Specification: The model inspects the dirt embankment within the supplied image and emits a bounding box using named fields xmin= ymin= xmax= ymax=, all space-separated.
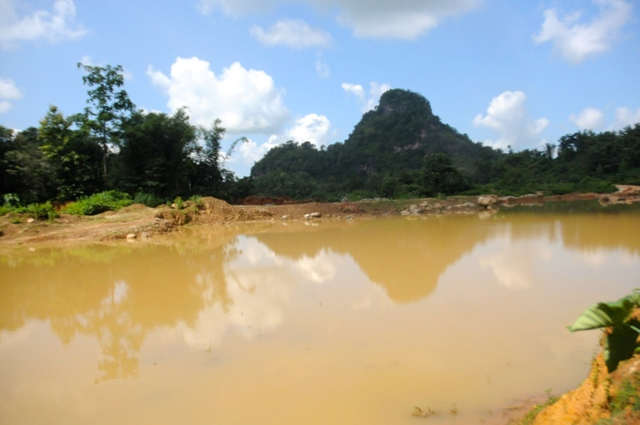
xmin=1 ymin=187 xmax=639 ymax=247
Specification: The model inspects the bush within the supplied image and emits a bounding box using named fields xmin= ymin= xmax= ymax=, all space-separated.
xmin=63 ymin=190 xmax=133 ymax=216
xmin=24 ymin=201 xmax=58 ymax=220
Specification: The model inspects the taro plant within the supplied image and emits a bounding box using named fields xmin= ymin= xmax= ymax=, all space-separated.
xmin=568 ymin=290 xmax=640 ymax=372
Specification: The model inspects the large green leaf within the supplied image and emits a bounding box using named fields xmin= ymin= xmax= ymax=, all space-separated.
xmin=568 ymin=293 xmax=640 ymax=332
xmin=604 ymin=323 xmax=640 ymax=372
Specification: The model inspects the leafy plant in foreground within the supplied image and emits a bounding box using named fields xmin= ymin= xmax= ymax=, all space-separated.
xmin=568 ymin=290 xmax=640 ymax=372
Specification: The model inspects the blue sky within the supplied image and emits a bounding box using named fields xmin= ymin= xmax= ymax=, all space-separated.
xmin=1 ymin=0 xmax=639 ymax=176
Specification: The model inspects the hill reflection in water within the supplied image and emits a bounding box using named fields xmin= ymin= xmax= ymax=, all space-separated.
xmin=1 ymin=210 xmax=640 ymax=425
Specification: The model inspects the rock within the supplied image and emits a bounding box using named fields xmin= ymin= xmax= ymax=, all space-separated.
xmin=478 ymin=195 xmax=498 ymax=207
xmin=26 ymin=218 xmax=35 ymax=223
xmin=126 ymin=233 xmax=137 ymax=239
xmin=281 ymin=215 xmax=288 ymax=219
xmin=141 ymin=232 xmax=151 ymax=239
xmin=304 ymin=212 xmax=322 ymax=220
xmin=409 ymin=204 xmax=419 ymax=214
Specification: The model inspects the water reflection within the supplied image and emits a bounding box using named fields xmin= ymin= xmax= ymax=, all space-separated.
xmin=1 ymin=210 xmax=639 ymax=389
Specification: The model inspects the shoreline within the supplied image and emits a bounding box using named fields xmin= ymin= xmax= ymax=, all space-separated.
xmin=1 ymin=188 xmax=639 ymax=248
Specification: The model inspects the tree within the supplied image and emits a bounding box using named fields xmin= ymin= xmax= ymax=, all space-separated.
xmin=38 ymin=106 xmax=102 ymax=200
xmin=118 ymin=109 xmax=197 ymax=199
xmin=78 ymin=63 xmax=135 ymax=184
xmin=421 ymin=153 xmax=471 ymax=196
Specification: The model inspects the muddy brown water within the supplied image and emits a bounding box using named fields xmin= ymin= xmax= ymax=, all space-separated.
xmin=1 ymin=204 xmax=640 ymax=424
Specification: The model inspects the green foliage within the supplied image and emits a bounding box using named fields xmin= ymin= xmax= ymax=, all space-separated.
xmin=610 ymin=373 xmax=640 ymax=415
xmin=569 ymin=290 xmax=640 ymax=372
xmin=23 ymin=201 xmax=59 ymax=220
xmin=77 ymin=62 xmax=135 ymax=182
xmin=188 ymin=194 xmax=203 ymax=207
xmin=63 ymin=190 xmax=133 ymax=216
xmin=173 ymin=196 xmax=184 ymax=210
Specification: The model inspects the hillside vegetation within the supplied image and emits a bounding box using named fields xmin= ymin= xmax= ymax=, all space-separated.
xmin=251 ymin=89 xmax=639 ymax=201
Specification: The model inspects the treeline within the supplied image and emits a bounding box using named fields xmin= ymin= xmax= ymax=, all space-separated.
xmin=250 ymin=90 xmax=640 ymax=200
xmin=1 ymin=75 xmax=639 ymax=209
xmin=0 ymin=64 xmax=252 ymax=207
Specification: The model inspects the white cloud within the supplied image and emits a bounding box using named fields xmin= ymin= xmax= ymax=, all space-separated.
xmin=250 ymin=19 xmax=332 ymax=49
xmin=611 ymin=107 xmax=640 ymax=130
xmin=0 ymin=0 xmax=87 ymax=49
xmin=0 ymin=76 xmax=22 ymax=113
xmin=332 ymin=0 xmax=480 ymax=39
xmin=197 ymin=0 xmax=480 ymax=39
xmin=148 ymin=57 xmax=289 ymax=133
xmin=315 ymin=54 xmax=331 ymax=79
xmin=286 ymin=113 xmax=333 ymax=146
xmin=533 ymin=0 xmax=633 ymax=64
xmin=473 ymin=91 xmax=549 ymax=151
xmin=239 ymin=113 xmax=334 ymax=165
xmin=343 ymin=82 xmax=391 ymax=112
xmin=569 ymin=107 xmax=605 ymax=130
xmin=341 ymin=83 xmax=365 ymax=101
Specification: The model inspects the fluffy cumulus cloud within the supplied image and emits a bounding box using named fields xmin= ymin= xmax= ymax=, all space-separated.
xmin=0 ymin=77 xmax=22 ymax=113
xmin=239 ymin=113 xmax=333 ymax=165
xmin=342 ymin=81 xmax=391 ymax=112
xmin=0 ymin=0 xmax=87 ymax=49
xmin=612 ymin=107 xmax=640 ymax=130
xmin=473 ymin=91 xmax=549 ymax=150
xmin=250 ymin=19 xmax=332 ymax=49
xmin=568 ymin=106 xmax=640 ymax=131
xmin=148 ymin=57 xmax=289 ymax=133
xmin=533 ymin=0 xmax=633 ymax=64
xmin=197 ymin=0 xmax=480 ymax=39
xmin=569 ymin=107 xmax=605 ymax=130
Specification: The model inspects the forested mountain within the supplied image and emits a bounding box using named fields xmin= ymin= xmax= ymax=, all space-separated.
xmin=251 ymin=89 xmax=500 ymax=199
xmin=250 ymin=89 xmax=639 ymax=200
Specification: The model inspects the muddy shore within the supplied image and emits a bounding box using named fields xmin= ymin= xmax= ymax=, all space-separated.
xmin=3 ymin=189 xmax=634 ymax=247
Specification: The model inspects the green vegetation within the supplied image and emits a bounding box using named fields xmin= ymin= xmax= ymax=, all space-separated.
xmin=568 ymin=290 xmax=640 ymax=372
xmin=515 ymin=390 xmax=559 ymax=425
xmin=250 ymin=89 xmax=639 ymax=200
xmin=1 ymin=70 xmax=639 ymax=208
xmin=62 ymin=190 xmax=133 ymax=216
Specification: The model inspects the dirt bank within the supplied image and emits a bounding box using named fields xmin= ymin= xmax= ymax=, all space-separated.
xmin=2 ymin=189 xmax=638 ymax=247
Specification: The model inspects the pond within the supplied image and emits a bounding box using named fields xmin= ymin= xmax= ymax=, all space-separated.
xmin=1 ymin=202 xmax=640 ymax=424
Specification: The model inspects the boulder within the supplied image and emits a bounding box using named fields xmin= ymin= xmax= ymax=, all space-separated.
xmin=477 ymin=195 xmax=498 ymax=207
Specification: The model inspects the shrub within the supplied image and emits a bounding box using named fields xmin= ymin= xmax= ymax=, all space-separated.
xmin=24 ymin=201 xmax=58 ymax=220
xmin=63 ymin=190 xmax=133 ymax=216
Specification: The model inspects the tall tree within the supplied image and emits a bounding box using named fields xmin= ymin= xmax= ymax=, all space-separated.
xmin=118 ymin=109 xmax=197 ymax=199
xmin=77 ymin=63 xmax=135 ymax=184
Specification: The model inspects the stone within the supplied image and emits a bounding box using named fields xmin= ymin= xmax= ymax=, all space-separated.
xmin=126 ymin=233 xmax=137 ymax=239
xmin=478 ymin=195 xmax=498 ymax=207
